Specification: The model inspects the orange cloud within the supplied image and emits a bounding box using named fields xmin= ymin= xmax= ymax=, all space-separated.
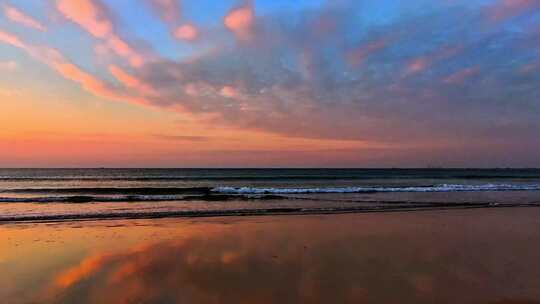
xmin=109 ymin=65 xmax=157 ymax=95
xmin=53 ymin=62 xmax=110 ymax=94
xmin=55 ymin=63 xmax=151 ymax=106
xmin=220 ymin=86 xmax=240 ymax=99
xmin=224 ymin=2 xmax=255 ymax=40
xmin=174 ymin=24 xmax=199 ymax=41
xmin=108 ymin=65 xmax=140 ymax=88
xmin=56 ymin=0 xmax=144 ymax=67
xmin=3 ymin=5 xmax=46 ymax=31
xmin=50 ymin=62 xmax=152 ymax=106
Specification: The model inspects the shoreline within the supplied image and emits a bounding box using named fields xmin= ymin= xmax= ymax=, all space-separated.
xmin=2 ymin=202 xmax=540 ymax=224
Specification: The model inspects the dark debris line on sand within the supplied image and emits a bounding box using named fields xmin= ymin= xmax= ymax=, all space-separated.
xmin=2 ymin=202 xmax=540 ymax=224
xmin=0 ymin=193 xmax=290 ymax=203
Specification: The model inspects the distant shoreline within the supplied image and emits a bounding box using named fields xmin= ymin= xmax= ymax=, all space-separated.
xmin=1 ymin=167 xmax=540 ymax=170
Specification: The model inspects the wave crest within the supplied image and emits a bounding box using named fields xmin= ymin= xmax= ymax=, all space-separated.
xmin=213 ymin=184 xmax=540 ymax=194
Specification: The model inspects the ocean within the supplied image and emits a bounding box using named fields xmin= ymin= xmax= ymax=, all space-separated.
xmin=1 ymin=168 xmax=540 ymax=221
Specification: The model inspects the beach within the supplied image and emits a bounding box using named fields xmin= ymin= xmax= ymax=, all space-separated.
xmin=2 ymin=208 xmax=540 ymax=304
xmin=3 ymin=0 xmax=539 ymax=302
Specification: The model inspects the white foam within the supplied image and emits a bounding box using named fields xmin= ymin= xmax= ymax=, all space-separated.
xmin=213 ymin=184 xmax=540 ymax=194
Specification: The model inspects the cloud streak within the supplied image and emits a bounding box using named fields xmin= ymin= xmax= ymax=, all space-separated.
xmin=3 ymin=5 xmax=46 ymax=31
xmin=0 ymin=30 xmax=151 ymax=108
xmin=108 ymin=65 xmax=157 ymax=96
xmin=0 ymin=30 xmax=26 ymax=49
xmin=56 ymin=0 xmax=144 ymax=67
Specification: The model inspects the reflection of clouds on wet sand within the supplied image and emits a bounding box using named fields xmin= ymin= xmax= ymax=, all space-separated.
xmin=32 ymin=210 xmax=540 ymax=304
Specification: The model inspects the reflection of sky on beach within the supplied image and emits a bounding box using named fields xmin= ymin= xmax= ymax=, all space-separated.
xmin=2 ymin=210 xmax=540 ymax=303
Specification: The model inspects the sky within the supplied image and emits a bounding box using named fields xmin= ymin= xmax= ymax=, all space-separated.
xmin=0 ymin=0 xmax=539 ymax=168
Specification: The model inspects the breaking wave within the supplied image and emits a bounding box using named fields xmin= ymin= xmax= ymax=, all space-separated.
xmin=213 ymin=184 xmax=540 ymax=194
xmin=1 ymin=184 xmax=540 ymax=204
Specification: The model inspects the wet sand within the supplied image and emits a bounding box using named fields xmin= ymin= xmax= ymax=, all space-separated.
xmin=1 ymin=208 xmax=540 ymax=304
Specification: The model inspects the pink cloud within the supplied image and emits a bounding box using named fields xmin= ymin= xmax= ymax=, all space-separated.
xmin=220 ymin=86 xmax=240 ymax=99
xmin=443 ymin=66 xmax=480 ymax=84
xmin=0 ymin=31 xmax=103 ymax=93
xmin=53 ymin=62 xmax=109 ymax=94
xmin=346 ymin=39 xmax=387 ymax=66
xmin=49 ymin=61 xmax=151 ymax=106
xmin=488 ymin=0 xmax=540 ymax=22
xmin=406 ymin=58 xmax=429 ymax=74
xmin=0 ymin=30 xmax=26 ymax=49
xmin=56 ymin=0 xmax=144 ymax=67
xmin=3 ymin=5 xmax=46 ymax=31
xmin=52 ymin=62 xmax=150 ymax=106
xmin=405 ymin=45 xmax=463 ymax=75
xmin=94 ymin=43 xmax=110 ymax=57
xmin=174 ymin=24 xmax=199 ymax=41
xmin=0 ymin=30 xmax=150 ymax=108
xmin=56 ymin=0 xmax=112 ymax=38
xmin=183 ymin=82 xmax=215 ymax=97
xmin=147 ymin=0 xmax=202 ymax=42
xmin=106 ymin=35 xmax=144 ymax=67
xmin=109 ymin=65 xmax=157 ymax=95
xmin=520 ymin=61 xmax=540 ymax=73
xmin=224 ymin=2 xmax=255 ymax=40
xmin=147 ymin=0 xmax=181 ymax=25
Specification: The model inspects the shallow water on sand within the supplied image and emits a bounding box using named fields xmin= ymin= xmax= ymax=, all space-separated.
xmin=2 ymin=209 xmax=540 ymax=304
